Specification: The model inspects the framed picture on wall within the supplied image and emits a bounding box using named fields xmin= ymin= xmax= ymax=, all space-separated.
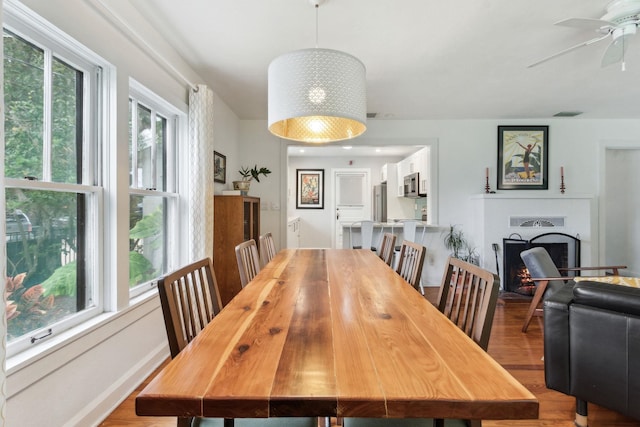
xmin=296 ymin=169 xmax=324 ymax=209
xmin=214 ymin=151 xmax=226 ymax=184
xmin=497 ymin=125 xmax=548 ymax=190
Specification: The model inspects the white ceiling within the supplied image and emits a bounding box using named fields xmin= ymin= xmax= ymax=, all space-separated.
xmin=124 ymin=0 xmax=640 ymax=121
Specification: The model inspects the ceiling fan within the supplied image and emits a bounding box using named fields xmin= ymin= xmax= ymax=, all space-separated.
xmin=528 ymin=0 xmax=640 ymax=69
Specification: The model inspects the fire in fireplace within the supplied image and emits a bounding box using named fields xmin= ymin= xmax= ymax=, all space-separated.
xmin=502 ymin=232 xmax=581 ymax=295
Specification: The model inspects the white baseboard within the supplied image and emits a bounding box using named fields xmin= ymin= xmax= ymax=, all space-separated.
xmin=65 ymin=342 xmax=168 ymax=427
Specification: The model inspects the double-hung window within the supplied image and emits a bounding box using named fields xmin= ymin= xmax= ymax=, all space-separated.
xmin=128 ymin=80 xmax=180 ymax=298
xmin=3 ymin=10 xmax=106 ymax=355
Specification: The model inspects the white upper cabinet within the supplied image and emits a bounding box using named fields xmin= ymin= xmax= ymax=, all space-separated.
xmin=416 ymin=147 xmax=430 ymax=195
xmin=396 ymin=158 xmax=410 ymax=196
xmin=397 ymin=147 xmax=430 ymax=196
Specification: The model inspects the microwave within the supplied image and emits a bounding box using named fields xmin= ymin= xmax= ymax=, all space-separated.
xmin=404 ymin=172 xmax=421 ymax=198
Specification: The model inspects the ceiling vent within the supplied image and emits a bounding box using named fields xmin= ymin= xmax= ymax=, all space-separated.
xmin=553 ymin=111 xmax=583 ymax=117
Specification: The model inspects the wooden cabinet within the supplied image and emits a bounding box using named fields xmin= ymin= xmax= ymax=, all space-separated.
xmin=213 ymin=195 xmax=260 ymax=305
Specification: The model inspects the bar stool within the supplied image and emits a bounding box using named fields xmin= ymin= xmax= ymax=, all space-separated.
xmin=349 ymin=220 xmax=377 ymax=251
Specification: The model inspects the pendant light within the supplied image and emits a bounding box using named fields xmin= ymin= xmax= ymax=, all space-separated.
xmin=268 ymin=0 xmax=367 ymax=143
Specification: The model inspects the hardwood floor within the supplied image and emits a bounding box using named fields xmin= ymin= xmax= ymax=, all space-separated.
xmin=100 ymin=290 xmax=640 ymax=427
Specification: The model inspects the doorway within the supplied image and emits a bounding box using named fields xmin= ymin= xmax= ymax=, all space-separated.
xmin=603 ymin=147 xmax=640 ymax=276
xmin=332 ymin=168 xmax=371 ymax=248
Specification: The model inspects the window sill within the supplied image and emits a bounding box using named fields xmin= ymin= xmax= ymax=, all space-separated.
xmin=7 ymin=289 xmax=160 ymax=396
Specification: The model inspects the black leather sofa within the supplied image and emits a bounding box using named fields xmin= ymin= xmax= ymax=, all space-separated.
xmin=544 ymin=279 xmax=640 ymax=427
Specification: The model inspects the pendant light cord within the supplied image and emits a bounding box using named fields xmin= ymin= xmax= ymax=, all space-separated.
xmin=315 ymin=3 xmax=319 ymax=48
xmin=622 ymin=30 xmax=626 ymax=72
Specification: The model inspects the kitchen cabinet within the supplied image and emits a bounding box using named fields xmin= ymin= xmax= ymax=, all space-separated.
xmin=381 ymin=162 xmax=403 ymax=197
xmin=381 ymin=163 xmax=388 ymax=183
xmin=417 ymin=147 xmax=430 ymax=195
xmin=213 ymin=195 xmax=260 ymax=305
xmin=396 ymin=158 xmax=409 ymax=196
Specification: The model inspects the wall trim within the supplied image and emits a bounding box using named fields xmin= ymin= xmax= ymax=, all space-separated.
xmin=66 ymin=342 xmax=168 ymax=427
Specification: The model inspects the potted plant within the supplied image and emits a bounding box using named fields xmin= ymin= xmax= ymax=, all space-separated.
xmin=233 ymin=165 xmax=271 ymax=195
xmin=443 ymin=224 xmax=467 ymax=260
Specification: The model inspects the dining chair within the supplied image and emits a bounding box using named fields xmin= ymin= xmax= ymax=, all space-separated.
xmin=519 ymin=246 xmax=626 ymax=332
xmin=350 ymin=220 xmax=378 ymax=251
xmin=395 ymin=240 xmax=426 ymax=291
xmin=157 ymin=258 xmax=223 ymax=359
xmin=235 ymin=239 xmax=261 ymax=288
xmin=345 ymin=258 xmax=499 ymax=427
xmin=158 ymin=258 xmax=316 ymax=427
xmin=378 ymin=232 xmax=396 ymax=266
xmin=392 ymin=220 xmax=426 ymax=291
xmin=259 ymin=232 xmax=277 ymax=266
xmin=157 ymin=258 xmax=221 ymax=427
xmin=436 ymin=256 xmax=500 ymax=352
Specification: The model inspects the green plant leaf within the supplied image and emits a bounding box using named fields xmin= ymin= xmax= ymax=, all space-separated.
xmin=41 ymin=261 xmax=77 ymax=297
xmin=130 ymin=207 xmax=162 ymax=239
xmin=129 ymin=251 xmax=156 ymax=286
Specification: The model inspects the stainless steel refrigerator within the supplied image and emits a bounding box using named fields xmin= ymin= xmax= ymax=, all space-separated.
xmin=373 ymin=183 xmax=387 ymax=222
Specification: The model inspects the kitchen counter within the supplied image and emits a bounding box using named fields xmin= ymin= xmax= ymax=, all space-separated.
xmin=342 ymin=221 xmax=441 ymax=249
xmin=346 ymin=221 xmax=439 ymax=229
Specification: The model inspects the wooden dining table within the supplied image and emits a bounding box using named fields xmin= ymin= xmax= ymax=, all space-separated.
xmin=136 ymin=248 xmax=538 ymax=421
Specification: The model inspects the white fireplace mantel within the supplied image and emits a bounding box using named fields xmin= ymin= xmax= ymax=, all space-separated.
xmin=470 ymin=193 xmax=597 ymax=286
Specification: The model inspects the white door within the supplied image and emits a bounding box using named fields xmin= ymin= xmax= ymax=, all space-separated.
xmin=332 ymin=169 xmax=371 ymax=248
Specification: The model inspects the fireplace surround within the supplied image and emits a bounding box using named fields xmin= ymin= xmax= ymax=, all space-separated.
xmin=471 ymin=194 xmax=595 ymax=289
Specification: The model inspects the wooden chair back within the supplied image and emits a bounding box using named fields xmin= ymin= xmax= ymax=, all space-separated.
xmin=395 ymin=240 xmax=426 ymax=290
xmin=378 ymin=232 xmax=396 ymax=266
xmin=235 ymin=239 xmax=261 ymax=288
xmin=259 ymin=232 xmax=277 ymax=266
xmin=437 ymin=256 xmax=500 ymax=351
xmin=157 ymin=258 xmax=223 ymax=359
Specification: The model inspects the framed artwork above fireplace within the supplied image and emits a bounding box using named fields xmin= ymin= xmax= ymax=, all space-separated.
xmin=497 ymin=125 xmax=548 ymax=190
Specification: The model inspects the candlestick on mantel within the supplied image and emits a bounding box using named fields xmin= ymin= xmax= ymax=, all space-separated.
xmin=560 ymin=166 xmax=566 ymax=194
xmin=485 ymin=168 xmax=490 ymax=193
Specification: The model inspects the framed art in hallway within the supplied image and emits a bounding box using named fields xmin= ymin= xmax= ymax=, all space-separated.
xmin=497 ymin=125 xmax=548 ymax=190
xmin=296 ymin=169 xmax=324 ymax=209
xmin=214 ymin=151 xmax=226 ymax=183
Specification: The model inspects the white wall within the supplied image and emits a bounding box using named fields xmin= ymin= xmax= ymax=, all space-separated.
xmin=239 ymin=119 xmax=640 ymax=281
xmin=6 ymin=1 xmax=240 ymax=426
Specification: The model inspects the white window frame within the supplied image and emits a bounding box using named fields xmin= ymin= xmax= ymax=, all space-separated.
xmin=3 ymin=1 xmax=112 ymax=357
xmin=128 ymin=79 xmax=182 ymax=299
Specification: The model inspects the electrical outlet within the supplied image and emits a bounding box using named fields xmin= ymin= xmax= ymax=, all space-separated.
xmin=260 ymin=201 xmax=269 ymax=210
xmin=271 ymin=202 xmax=280 ymax=211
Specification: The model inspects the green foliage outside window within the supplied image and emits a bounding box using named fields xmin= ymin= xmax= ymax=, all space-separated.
xmin=4 ymin=30 xmax=85 ymax=341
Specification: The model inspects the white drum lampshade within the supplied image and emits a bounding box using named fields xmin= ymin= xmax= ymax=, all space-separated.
xmin=268 ymin=48 xmax=367 ymax=143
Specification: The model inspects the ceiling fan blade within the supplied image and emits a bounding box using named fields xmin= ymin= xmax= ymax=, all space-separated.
xmin=527 ymin=33 xmax=610 ymax=68
xmin=555 ymin=17 xmax=615 ymax=31
xmin=601 ymin=33 xmax=632 ymax=67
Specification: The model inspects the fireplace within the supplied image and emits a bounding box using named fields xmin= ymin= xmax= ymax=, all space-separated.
xmin=502 ymin=232 xmax=580 ymax=295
